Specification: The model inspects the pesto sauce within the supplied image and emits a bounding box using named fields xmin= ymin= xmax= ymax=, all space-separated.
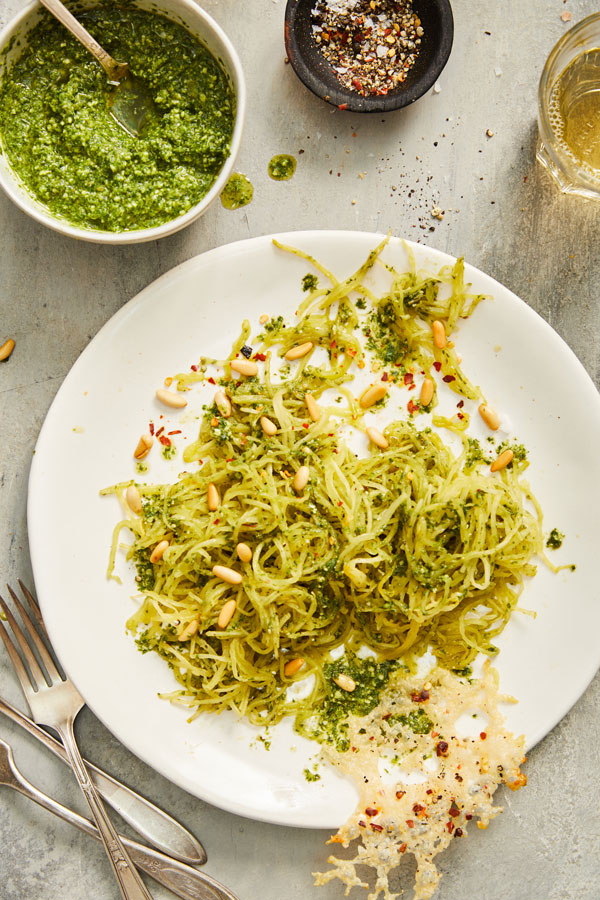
xmin=546 ymin=528 xmax=565 ymax=549
xmin=0 ymin=6 xmax=235 ymax=231
xmin=220 ymin=172 xmax=253 ymax=209
xmin=268 ymin=154 xmax=296 ymax=180
xmin=298 ymin=653 xmax=398 ymax=751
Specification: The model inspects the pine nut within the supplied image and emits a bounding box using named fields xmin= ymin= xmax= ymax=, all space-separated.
xmin=360 ymin=383 xmax=388 ymax=409
xmin=179 ymin=618 xmax=199 ymax=641
xmin=432 ymin=320 xmax=446 ymax=349
xmin=334 ymin=673 xmax=356 ymax=692
xmin=479 ymin=404 xmax=501 ymax=431
xmin=366 ymin=426 xmax=389 ymax=450
xmin=293 ymin=465 xmax=310 ymax=493
xmin=259 ymin=314 xmax=269 ymax=325
xmin=420 ymin=377 xmax=434 ymax=406
xmin=231 ymin=359 xmax=258 ymax=376
xmin=207 ymin=482 xmax=220 ymax=511
xmin=217 ymin=599 xmax=237 ymax=629
xmin=134 ymin=433 xmax=153 ymax=459
xmin=284 ymin=658 xmax=305 ymax=677
xmin=0 ymin=338 xmax=15 ymax=361
xmin=156 ymin=389 xmax=187 ymax=409
xmin=305 ymin=392 xmax=321 ymax=422
xmin=215 ymin=390 xmax=232 ymax=418
xmin=490 ymin=449 xmax=513 ymax=472
xmin=125 ymin=485 xmax=142 ymax=514
xmin=260 ymin=416 xmax=277 ymax=436
xmin=213 ymin=565 xmax=243 ymax=585
xmin=236 ymin=542 xmax=253 ymax=563
xmin=150 ymin=540 xmax=169 ymax=563
xmin=285 ymin=341 xmax=314 ymax=361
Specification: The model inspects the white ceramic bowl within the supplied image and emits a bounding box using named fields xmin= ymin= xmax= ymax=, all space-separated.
xmin=0 ymin=0 xmax=246 ymax=244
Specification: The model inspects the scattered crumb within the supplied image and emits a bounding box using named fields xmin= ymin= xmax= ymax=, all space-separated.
xmin=433 ymin=83 xmax=441 ymax=94
xmin=431 ymin=206 xmax=444 ymax=220
xmin=486 ymin=129 xmax=494 ymax=138
xmin=561 ymin=10 xmax=572 ymax=21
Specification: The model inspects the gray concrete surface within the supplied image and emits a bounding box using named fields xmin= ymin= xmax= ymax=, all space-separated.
xmin=1 ymin=1 xmax=599 ymax=898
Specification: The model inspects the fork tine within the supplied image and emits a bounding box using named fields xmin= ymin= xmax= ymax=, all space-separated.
xmin=18 ymin=580 xmax=45 ymax=631
xmin=6 ymin=586 xmax=61 ymax=682
xmin=0 ymin=594 xmax=44 ymax=692
xmin=16 ymin=581 xmax=66 ymax=679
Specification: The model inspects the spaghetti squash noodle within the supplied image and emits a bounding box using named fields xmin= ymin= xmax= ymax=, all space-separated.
xmin=104 ymin=237 xmax=550 ymax=727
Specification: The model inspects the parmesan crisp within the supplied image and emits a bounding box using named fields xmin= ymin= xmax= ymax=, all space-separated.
xmin=315 ymin=664 xmax=526 ymax=900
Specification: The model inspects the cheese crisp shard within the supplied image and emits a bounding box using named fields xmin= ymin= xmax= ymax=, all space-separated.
xmin=315 ymin=664 xmax=526 ymax=900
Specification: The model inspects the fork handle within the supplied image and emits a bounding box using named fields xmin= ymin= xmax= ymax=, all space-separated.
xmin=58 ymin=718 xmax=155 ymax=900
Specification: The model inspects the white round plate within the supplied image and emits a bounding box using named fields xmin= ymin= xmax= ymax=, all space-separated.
xmin=28 ymin=232 xmax=600 ymax=828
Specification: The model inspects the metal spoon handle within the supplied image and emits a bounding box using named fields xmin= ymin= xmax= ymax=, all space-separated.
xmin=0 ymin=696 xmax=206 ymax=865
xmin=38 ymin=0 xmax=129 ymax=81
xmin=3 ymin=745 xmax=238 ymax=900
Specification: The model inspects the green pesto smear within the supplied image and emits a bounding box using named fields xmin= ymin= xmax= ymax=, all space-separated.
xmin=0 ymin=5 xmax=235 ymax=231
xmin=268 ymin=154 xmax=296 ymax=180
xmin=220 ymin=172 xmax=253 ymax=209
xmin=546 ymin=528 xmax=565 ymax=549
xmin=296 ymin=653 xmax=400 ymax=751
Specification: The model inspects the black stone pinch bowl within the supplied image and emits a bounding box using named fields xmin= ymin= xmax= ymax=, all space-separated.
xmin=284 ymin=0 xmax=454 ymax=113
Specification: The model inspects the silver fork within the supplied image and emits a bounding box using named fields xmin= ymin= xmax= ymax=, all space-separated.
xmin=0 ymin=584 xmax=156 ymax=900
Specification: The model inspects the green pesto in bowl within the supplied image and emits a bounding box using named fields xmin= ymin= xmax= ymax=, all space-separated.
xmin=0 ymin=5 xmax=235 ymax=232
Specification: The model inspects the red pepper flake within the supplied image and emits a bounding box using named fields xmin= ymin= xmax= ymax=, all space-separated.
xmin=365 ymin=807 xmax=379 ymax=817
xmin=352 ymin=77 xmax=362 ymax=90
xmin=480 ymin=732 xmax=487 ymax=740
xmin=358 ymin=820 xmax=366 ymax=827
xmin=426 ymin=789 xmax=433 ymax=795
xmin=155 ymin=426 xmax=165 ymax=438
xmin=395 ymin=790 xmax=405 ymax=800
xmin=442 ymin=374 xmax=456 ymax=383
xmin=167 ymin=430 xmax=182 ymax=436
xmin=413 ymin=803 xmax=426 ymax=818
xmin=158 ymin=435 xmax=171 ymax=447
xmin=436 ymin=741 xmax=449 ymax=757
xmin=213 ymin=519 xmax=219 ymax=525
xmin=191 ymin=364 xmax=198 ymax=372
xmin=330 ymin=340 xmax=337 ymax=349
xmin=207 ymin=377 xmax=216 ymax=385
xmin=433 ymin=361 xmax=442 ymax=372
xmin=403 ymin=372 xmax=414 ymax=385
xmin=406 ymin=820 xmax=414 ymax=829
xmin=455 ymin=774 xmax=463 ymax=782
xmin=370 ymin=823 xmax=384 ymax=833
xmin=411 ymin=689 xmax=430 ymax=703
xmin=446 ymin=821 xmax=455 ymax=834
xmin=457 ymin=412 xmax=464 ymax=420
xmin=449 ymin=801 xmax=461 ymax=818
xmin=398 ymin=843 xmax=407 ymax=854
xmin=253 ymin=352 xmax=267 ymax=361
xmin=381 ymin=371 xmax=389 ymax=382
xmin=466 ymin=814 xmax=473 ymax=820
xmin=149 ymin=422 xmax=155 ymax=435
xmin=407 ymin=399 xmax=418 ymax=414
xmin=302 ymin=423 xmax=309 ymax=429
xmin=455 ymin=827 xmax=464 ymax=838
xmin=457 ymin=399 xmax=464 ymax=408
xmin=338 ymin=103 xmax=348 ymax=110
xmin=409 ymin=382 xmax=416 ymax=390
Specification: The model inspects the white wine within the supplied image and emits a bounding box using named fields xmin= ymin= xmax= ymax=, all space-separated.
xmin=549 ymin=48 xmax=600 ymax=172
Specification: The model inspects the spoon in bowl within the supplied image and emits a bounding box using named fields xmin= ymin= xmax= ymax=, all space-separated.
xmin=39 ymin=0 xmax=155 ymax=136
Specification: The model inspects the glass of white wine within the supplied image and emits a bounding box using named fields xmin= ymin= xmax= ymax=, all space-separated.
xmin=538 ymin=12 xmax=600 ymax=200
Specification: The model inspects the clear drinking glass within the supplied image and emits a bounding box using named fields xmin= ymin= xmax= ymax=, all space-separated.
xmin=537 ymin=12 xmax=600 ymax=200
